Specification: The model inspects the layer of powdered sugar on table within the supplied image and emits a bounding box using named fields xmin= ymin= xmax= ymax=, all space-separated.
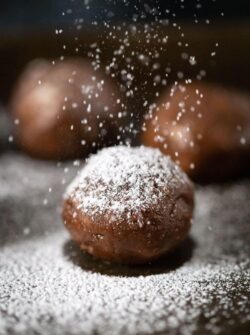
xmin=0 ymin=233 xmax=249 ymax=335
xmin=0 ymin=153 xmax=250 ymax=335
xmin=65 ymin=146 xmax=190 ymax=218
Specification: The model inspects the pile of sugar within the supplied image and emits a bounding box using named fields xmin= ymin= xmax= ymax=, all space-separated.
xmin=65 ymin=146 xmax=189 ymax=219
xmin=0 ymin=153 xmax=250 ymax=335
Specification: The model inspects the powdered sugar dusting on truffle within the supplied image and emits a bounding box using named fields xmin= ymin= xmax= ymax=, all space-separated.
xmin=65 ymin=146 xmax=190 ymax=219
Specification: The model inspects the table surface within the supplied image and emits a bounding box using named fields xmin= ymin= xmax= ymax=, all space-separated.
xmin=0 ymin=151 xmax=249 ymax=335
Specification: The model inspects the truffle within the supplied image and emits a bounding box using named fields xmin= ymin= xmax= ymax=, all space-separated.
xmin=63 ymin=146 xmax=194 ymax=263
xmin=141 ymin=82 xmax=250 ymax=181
xmin=11 ymin=58 xmax=125 ymax=160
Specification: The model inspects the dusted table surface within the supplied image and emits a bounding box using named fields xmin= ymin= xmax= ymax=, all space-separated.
xmin=0 ymin=152 xmax=249 ymax=335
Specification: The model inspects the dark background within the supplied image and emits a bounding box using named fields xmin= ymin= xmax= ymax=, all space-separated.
xmin=0 ymin=0 xmax=250 ymax=104
xmin=0 ymin=0 xmax=250 ymax=32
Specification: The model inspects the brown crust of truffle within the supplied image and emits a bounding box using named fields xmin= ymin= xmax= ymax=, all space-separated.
xmin=141 ymin=82 xmax=250 ymax=181
xmin=63 ymin=191 xmax=193 ymax=264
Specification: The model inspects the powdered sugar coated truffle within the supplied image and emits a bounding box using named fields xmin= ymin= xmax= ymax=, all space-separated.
xmin=63 ymin=146 xmax=194 ymax=263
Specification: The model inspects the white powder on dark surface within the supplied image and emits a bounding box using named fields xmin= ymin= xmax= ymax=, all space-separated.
xmin=0 ymin=153 xmax=250 ymax=335
xmin=0 ymin=107 xmax=13 ymax=152
xmin=65 ymin=146 xmax=190 ymax=220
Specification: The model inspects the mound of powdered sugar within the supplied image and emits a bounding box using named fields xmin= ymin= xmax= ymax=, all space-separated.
xmin=65 ymin=146 xmax=190 ymax=220
xmin=0 ymin=153 xmax=250 ymax=335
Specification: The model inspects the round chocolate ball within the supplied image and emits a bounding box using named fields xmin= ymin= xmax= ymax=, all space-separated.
xmin=141 ymin=81 xmax=250 ymax=181
xmin=11 ymin=58 xmax=125 ymax=160
xmin=63 ymin=146 xmax=194 ymax=264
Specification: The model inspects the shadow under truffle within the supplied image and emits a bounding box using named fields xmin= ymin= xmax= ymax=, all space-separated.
xmin=63 ymin=236 xmax=196 ymax=277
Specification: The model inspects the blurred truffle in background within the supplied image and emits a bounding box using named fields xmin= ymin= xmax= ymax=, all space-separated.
xmin=141 ymin=81 xmax=250 ymax=182
xmin=10 ymin=58 xmax=126 ymax=160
